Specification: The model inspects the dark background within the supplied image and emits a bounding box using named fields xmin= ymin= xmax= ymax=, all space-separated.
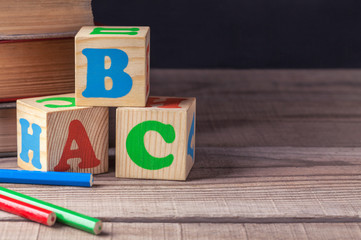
xmin=92 ymin=0 xmax=361 ymax=69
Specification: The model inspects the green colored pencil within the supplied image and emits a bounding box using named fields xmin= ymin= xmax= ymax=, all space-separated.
xmin=0 ymin=186 xmax=102 ymax=235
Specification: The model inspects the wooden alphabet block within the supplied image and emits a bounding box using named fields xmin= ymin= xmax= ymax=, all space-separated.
xmin=75 ymin=26 xmax=150 ymax=107
xmin=116 ymin=96 xmax=196 ymax=180
xmin=17 ymin=93 xmax=108 ymax=174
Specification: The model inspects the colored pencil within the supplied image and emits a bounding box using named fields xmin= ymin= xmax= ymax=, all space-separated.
xmin=0 ymin=186 xmax=102 ymax=235
xmin=0 ymin=194 xmax=56 ymax=226
xmin=0 ymin=169 xmax=93 ymax=187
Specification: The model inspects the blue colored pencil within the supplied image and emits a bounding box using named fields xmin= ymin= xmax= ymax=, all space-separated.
xmin=0 ymin=169 xmax=93 ymax=187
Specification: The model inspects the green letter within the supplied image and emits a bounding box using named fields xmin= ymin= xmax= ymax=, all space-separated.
xmin=126 ymin=121 xmax=176 ymax=170
xmin=90 ymin=27 xmax=139 ymax=35
xmin=36 ymin=97 xmax=75 ymax=108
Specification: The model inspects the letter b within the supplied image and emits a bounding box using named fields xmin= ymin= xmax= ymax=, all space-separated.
xmin=82 ymin=48 xmax=133 ymax=98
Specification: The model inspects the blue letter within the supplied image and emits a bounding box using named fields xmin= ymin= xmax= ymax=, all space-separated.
xmin=82 ymin=48 xmax=133 ymax=98
xmin=187 ymin=114 xmax=195 ymax=161
xmin=19 ymin=118 xmax=42 ymax=169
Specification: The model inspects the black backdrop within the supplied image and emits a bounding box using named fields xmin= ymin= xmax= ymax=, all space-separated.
xmin=92 ymin=0 xmax=361 ymax=69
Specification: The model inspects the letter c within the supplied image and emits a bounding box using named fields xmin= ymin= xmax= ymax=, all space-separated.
xmin=126 ymin=121 xmax=176 ymax=170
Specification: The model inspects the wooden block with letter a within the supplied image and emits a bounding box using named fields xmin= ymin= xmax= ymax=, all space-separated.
xmin=116 ymin=96 xmax=196 ymax=180
xmin=75 ymin=26 xmax=150 ymax=107
xmin=17 ymin=93 xmax=108 ymax=174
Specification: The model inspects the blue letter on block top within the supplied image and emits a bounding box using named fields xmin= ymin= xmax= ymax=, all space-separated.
xmin=82 ymin=48 xmax=133 ymax=98
xmin=19 ymin=118 xmax=42 ymax=169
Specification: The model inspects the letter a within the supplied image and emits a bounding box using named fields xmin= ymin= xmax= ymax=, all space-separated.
xmin=82 ymin=48 xmax=133 ymax=98
xmin=19 ymin=118 xmax=42 ymax=169
xmin=54 ymin=120 xmax=101 ymax=171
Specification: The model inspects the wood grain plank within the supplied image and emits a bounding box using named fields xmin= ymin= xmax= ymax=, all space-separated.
xmin=300 ymin=223 xmax=361 ymax=240
xmin=2 ymin=69 xmax=361 ymax=238
xmin=6 ymin=146 xmax=361 ymax=183
xmin=150 ymin=69 xmax=361 ymax=94
xmin=5 ymin=69 xmax=361 ymax=153
xmin=1 ymin=147 xmax=361 ymax=222
xmin=109 ymin=223 xmax=248 ymax=240
xmin=149 ymin=69 xmax=361 ymax=147
xmin=0 ymin=222 xmax=39 ymax=240
xmin=110 ymin=223 xmax=181 ymax=240
xmin=2 ymin=222 xmax=361 ymax=240
xmin=244 ymin=223 xmax=307 ymax=240
xmin=37 ymin=222 xmax=112 ymax=240
xmin=244 ymin=223 xmax=361 ymax=240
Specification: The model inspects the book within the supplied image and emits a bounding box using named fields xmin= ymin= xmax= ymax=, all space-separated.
xmin=0 ymin=0 xmax=93 ymax=101
xmin=0 ymin=0 xmax=93 ymax=153
xmin=0 ymin=0 xmax=93 ymax=39
xmin=0 ymin=102 xmax=16 ymax=153
xmin=0 ymin=37 xmax=75 ymax=102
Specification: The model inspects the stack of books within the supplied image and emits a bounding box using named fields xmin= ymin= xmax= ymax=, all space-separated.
xmin=0 ymin=0 xmax=93 ymax=153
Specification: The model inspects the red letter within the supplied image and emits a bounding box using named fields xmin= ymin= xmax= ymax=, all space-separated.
xmin=146 ymin=97 xmax=186 ymax=108
xmin=54 ymin=120 xmax=101 ymax=171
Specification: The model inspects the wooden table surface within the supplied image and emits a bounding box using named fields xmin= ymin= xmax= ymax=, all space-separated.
xmin=1 ymin=69 xmax=361 ymax=239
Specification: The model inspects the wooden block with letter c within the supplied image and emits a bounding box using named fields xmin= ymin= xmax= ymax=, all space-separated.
xmin=116 ymin=96 xmax=196 ymax=180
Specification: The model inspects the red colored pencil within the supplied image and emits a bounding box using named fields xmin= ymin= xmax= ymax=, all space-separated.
xmin=0 ymin=194 xmax=56 ymax=226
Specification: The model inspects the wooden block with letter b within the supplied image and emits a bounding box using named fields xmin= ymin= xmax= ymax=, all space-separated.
xmin=75 ymin=26 xmax=150 ymax=107
xmin=116 ymin=96 xmax=196 ymax=180
xmin=17 ymin=93 xmax=108 ymax=174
